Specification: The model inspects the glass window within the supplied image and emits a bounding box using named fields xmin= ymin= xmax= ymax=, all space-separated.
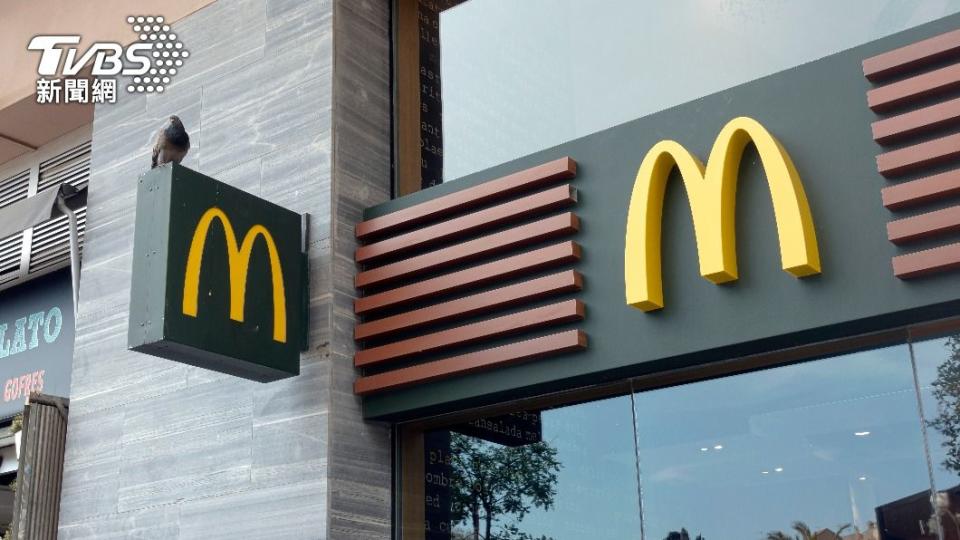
xmin=403 ymin=341 xmax=954 ymax=540
xmin=402 ymin=334 xmax=960 ymax=540
xmin=632 ymin=345 xmax=934 ymax=540
xmin=415 ymin=395 xmax=641 ymax=540
xmin=395 ymin=0 xmax=960 ymax=193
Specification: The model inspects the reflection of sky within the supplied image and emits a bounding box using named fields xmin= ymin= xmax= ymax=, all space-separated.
xmin=454 ymin=344 xmax=946 ymax=540
xmin=634 ymin=345 xmax=929 ymax=540
xmin=439 ymin=0 xmax=960 ymax=182
xmin=515 ymin=396 xmax=641 ymax=540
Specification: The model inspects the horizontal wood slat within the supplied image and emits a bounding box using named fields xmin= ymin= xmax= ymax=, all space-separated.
xmin=356 ymin=184 xmax=577 ymax=264
xmin=356 ymin=157 xmax=576 ymax=241
xmin=893 ymin=241 xmax=960 ymax=278
xmin=355 ymin=300 xmax=584 ymax=367
xmin=353 ymin=155 xmax=586 ymax=396
xmin=863 ymin=28 xmax=960 ymax=81
xmin=882 ymin=169 xmax=960 ymax=210
xmin=866 ymin=29 xmax=960 ymax=282
xmin=887 ymin=205 xmax=960 ymax=244
xmin=867 ymin=62 xmax=960 ymax=112
xmin=355 ymin=212 xmax=580 ymax=288
xmin=871 ymin=96 xmax=960 ymax=144
xmin=876 ymin=131 xmax=960 ymax=177
xmin=354 ymin=270 xmax=582 ymax=341
xmin=354 ymin=330 xmax=587 ymax=395
xmin=354 ymin=241 xmax=582 ymax=315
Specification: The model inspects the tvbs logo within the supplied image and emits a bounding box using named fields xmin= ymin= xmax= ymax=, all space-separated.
xmin=624 ymin=117 xmax=822 ymax=311
xmin=28 ymin=16 xmax=189 ymax=105
xmin=29 ymin=36 xmax=153 ymax=77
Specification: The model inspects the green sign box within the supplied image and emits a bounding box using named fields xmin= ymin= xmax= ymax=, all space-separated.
xmin=128 ymin=164 xmax=306 ymax=382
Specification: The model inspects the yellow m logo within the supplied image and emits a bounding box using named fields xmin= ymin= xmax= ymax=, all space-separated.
xmin=624 ymin=116 xmax=821 ymax=312
xmin=182 ymin=207 xmax=287 ymax=342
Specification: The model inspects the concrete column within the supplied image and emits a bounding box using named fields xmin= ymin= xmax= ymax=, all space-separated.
xmin=56 ymin=1 xmax=392 ymax=538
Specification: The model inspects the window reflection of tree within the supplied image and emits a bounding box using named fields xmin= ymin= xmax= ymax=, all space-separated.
xmin=447 ymin=432 xmax=560 ymax=540
xmin=930 ymin=337 xmax=960 ymax=474
xmin=929 ymin=335 xmax=960 ymax=540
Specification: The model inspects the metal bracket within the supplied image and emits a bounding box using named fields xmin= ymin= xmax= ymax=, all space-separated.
xmin=300 ymin=213 xmax=310 ymax=352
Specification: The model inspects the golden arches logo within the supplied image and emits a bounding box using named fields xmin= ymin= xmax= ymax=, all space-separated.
xmin=624 ymin=116 xmax=821 ymax=312
xmin=182 ymin=207 xmax=287 ymax=342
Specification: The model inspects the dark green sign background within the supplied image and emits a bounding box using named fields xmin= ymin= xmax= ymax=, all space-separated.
xmin=362 ymin=14 xmax=960 ymax=419
xmin=128 ymin=164 xmax=305 ymax=382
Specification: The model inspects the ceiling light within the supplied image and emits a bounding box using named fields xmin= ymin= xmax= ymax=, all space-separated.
xmin=854 ymin=431 xmax=871 ymax=437
xmin=859 ymin=476 xmax=867 ymax=481
xmin=761 ymin=471 xmax=769 ymax=475
xmin=714 ymin=445 xmax=723 ymax=450
xmin=700 ymin=447 xmax=708 ymax=452
xmin=774 ymin=467 xmax=783 ymax=473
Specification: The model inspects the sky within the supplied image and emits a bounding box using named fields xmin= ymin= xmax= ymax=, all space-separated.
xmin=439 ymin=0 xmax=960 ymax=182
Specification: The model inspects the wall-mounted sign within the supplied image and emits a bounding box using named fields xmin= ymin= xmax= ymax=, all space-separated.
xmin=0 ymin=270 xmax=73 ymax=418
xmin=128 ymin=164 xmax=306 ymax=382
xmin=357 ymin=14 xmax=960 ymax=420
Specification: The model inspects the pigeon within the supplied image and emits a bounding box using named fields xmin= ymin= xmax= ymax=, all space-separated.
xmin=151 ymin=115 xmax=191 ymax=168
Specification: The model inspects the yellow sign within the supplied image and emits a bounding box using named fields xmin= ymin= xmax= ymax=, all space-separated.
xmin=624 ymin=116 xmax=821 ymax=311
xmin=182 ymin=207 xmax=288 ymax=342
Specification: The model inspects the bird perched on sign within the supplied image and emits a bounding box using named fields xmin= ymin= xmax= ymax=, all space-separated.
xmin=151 ymin=115 xmax=191 ymax=168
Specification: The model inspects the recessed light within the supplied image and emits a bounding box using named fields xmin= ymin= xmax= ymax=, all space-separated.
xmin=854 ymin=431 xmax=871 ymax=437
xmin=761 ymin=471 xmax=769 ymax=475
xmin=859 ymin=476 xmax=867 ymax=481
xmin=700 ymin=447 xmax=708 ymax=452
xmin=714 ymin=445 xmax=723 ymax=450
xmin=774 ymin=467 xmax=783 ymax=473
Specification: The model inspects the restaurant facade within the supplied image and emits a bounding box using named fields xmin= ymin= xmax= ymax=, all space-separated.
xmin=5 ymin=1 xmax=960 ymax=539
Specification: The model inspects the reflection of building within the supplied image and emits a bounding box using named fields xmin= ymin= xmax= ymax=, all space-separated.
xmin=933 ymin=487 xmax=960 ymax=540
xmin=875 ymin=485 xmax=960 ymax=540
xmin=841 ymin=524 xmax=881 ymax=540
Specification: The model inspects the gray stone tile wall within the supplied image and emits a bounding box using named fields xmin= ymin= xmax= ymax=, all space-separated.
xmin=57 ymin=1 xmax=392 ymax=538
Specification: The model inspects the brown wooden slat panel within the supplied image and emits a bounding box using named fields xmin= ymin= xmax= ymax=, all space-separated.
xmin=354 ymin=241 xmax=581 ymax=315
xmin=876 ymin=132 xmax=960 ymax=177
xmin=356 ymin=212 xmax=579 ymax=288
xmin=355 ymin=270 xmax=582 ymax=341
xmin=354 ymin=330 xmax=587 ymax=395
xmin=887 ymin=205 xmax=960 ymax=244
xmin=882 ymin=169 xmax=960 ymax=209
xmin=872 ymin=96 xmax=960 ymax=144
xmin=356 ymin=185 xmax=577 ymax=264
xmin=863 ymin=28 xmax=960 ymax=82
xmin=893 ymin=241 xmax=960 ymax=278
xmin=355 ymin=300 xmax=584 ymax=367
xmin=867 ymin=62 xmax=960 ymax=112
xmin=356 ymin=157 xmax=576 ymax=240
